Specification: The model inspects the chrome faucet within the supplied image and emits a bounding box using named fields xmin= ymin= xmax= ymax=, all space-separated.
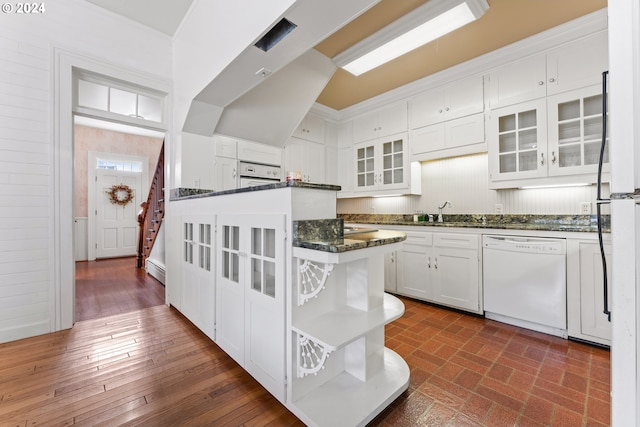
xmin=437 ymin=201 xmax=451 ymax=222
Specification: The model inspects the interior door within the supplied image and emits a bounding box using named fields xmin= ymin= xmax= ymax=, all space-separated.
xmin=96 ymin=169 xmax=141 ymax=258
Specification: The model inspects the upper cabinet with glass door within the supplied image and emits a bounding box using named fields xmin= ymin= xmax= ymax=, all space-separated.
xmin=75 ymin=72 xmax=166 ymax=129
xmin=547 ymin=85 xmax=609 ymax=177
xmin=354 ymin=133 xmax=420 ymax=195
xmin=488 ymin=99 xmax=548 ymax=185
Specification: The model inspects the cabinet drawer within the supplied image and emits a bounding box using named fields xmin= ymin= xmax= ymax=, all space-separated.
xmin=434 ymin=233 xmax=479 ymax=250
xmin=404 ymin=231 xmax=433 ymax=246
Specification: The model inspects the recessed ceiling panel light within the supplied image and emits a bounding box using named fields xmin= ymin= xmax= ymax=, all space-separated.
xmin=333 ymin=0 xmax=489 ymax=76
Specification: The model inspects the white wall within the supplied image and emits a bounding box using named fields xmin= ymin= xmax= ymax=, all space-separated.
xmin=337 ymin=153 xmax=610 ymax=216
xmin=0 ymin=0 xmax=171 ymax=343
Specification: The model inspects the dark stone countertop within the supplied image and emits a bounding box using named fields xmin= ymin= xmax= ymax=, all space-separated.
xmin=170 ymin=182 xmax=341 ymax=201
xmin=292 ymin=218 xmax=406 ymax=253
xmin=338 ymin=213 xmax=611 ymax=233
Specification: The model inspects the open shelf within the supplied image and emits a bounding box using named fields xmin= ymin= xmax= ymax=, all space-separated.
xmin=292 ymin=348 xmax=409 ymax=427
xmin=291 ymin=293 xmax=404 ymax=351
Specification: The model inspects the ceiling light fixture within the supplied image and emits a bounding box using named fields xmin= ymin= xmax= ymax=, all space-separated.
xmin=333 ymin=0 xmax=489 ymax=76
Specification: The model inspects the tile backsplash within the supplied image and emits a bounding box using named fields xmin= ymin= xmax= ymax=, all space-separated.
xmin=337 ymin=153 xmax=610 ymax=216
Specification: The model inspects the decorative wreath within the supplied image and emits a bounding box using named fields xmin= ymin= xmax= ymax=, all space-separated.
xmin=105 ymin=183 xmax=134 ymax=207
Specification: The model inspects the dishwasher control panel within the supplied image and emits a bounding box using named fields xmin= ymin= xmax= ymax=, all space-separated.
xmin=482 ymin=235 xmax=566 ymax=255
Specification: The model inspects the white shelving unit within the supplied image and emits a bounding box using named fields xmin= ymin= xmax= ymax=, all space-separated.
xmin=289 ymin=243 xmax=409 ymax=427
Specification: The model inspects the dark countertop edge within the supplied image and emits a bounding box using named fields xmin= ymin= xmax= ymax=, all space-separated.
xmin=170 ymin=182 xmax=341 ymax=201
xmin=339 ymin=214 xmax=610 ymax=234
xmin=292 ymin=230 xmax=407 ymax=253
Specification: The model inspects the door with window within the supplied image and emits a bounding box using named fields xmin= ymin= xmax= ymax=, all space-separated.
xmin=216 ymin=213 xmax=286 ymax=401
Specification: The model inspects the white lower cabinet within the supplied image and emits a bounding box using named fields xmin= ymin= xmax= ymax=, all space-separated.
xmin=567 ymin=239 xmax=612 ymax=346
xmin=216 ymin=213 xmax=286 ymax=401
xmin=395 ymin=229 xmax=482 ymax=314
xmin=181 ymin=215 xmax=216 ymax=340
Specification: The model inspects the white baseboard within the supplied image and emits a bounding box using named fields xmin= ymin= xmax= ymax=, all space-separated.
xmin=145 ymin=258 xmax=166 ymax=285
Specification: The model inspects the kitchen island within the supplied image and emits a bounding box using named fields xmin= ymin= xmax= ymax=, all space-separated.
xmin=166 ymin=183 xmax=408 ymax=427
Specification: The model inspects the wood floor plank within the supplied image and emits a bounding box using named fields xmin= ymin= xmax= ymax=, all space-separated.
xmin=0 ymin=258 xmax=610 ymax=426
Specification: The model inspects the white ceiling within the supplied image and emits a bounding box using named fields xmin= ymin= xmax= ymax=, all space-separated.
xmin=84 ymin=0 xmax=192 ymax=36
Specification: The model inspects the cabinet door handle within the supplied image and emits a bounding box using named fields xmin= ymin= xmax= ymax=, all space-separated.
xmin=540 ymin=152 xmax=545 ymax=166
xmin=232 ymin=168 xmax=237 ymax=178
xmin=538 ymin=80 xmax=544 ymax=86
xmin=549 ymin=77 xmax=556 ymax=83
xmin=551 ymin=151 xmax=556 ymax=165
xmin=427 ymin=256 xmax=431 ymax=268
xmin=434 ymin=257 xmax=438 ymax=269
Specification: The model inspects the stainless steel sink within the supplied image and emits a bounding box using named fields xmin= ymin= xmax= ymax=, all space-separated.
xmin=344 ymin=226 xmax=378 ymax=236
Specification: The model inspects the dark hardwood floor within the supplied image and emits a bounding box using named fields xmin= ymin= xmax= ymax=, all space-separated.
xmin=75 ymin=257 xmax=165 ymax=321
xmin=0 ymin=261 xmax=609 ymax=426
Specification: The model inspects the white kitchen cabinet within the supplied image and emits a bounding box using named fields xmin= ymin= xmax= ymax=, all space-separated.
xmin=181 ymin=215 xmax=216 ymax=340
xmin=353 ymin=102 xmax=407 ymax=143
xmin=489 ymin=86 xmax=609 ymax=188
xmin=411 ymin=75 xmax=484 ymax=129
xmin=547 ymin=85 xmax=609 ymax=177
xmin=353 ymin=133 xmax=420 ymax=195
xmin=488 ymin=99 xmax=548 ymax=185
xmin=216 ymin=213 xmax=286 ymax=401
xmin=237 ymin=139 xmax=282 ymax=166
xmin=567 ymin=240 xmax=611 ymax=346
xmin=410 ymin=113 xmax=485 ymax=162
xmin=283 ymin=137 xmax=325 ymax=183
xmin=384 ymin=251 xmax=397 ymax=292
xmin=430 ymin=233 xmax=481 ymax=313
xmin=396 ymin=231 xmax=431 ymax=300
xmin=292 ymin=113 xmax=325 ymax=143
xmin=214 ymin=134 xmax=237 ymax=159
xmin=213 ymin=156 xmax=237 ymax=192
xmin=395 ymin=229 xmax=482 ymax=314
xmin=488 ymin=31 xmax=608 ymax=109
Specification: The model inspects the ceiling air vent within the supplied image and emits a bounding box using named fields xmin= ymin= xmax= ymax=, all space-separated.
xmin=254 ymin=18 xmax=297 ymax=52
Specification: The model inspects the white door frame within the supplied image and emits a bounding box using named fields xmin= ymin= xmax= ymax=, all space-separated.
xmin=87 ymin=151 xmax=149 ymax=261
xmin=55 ymin=50 xmax=171 ymax=329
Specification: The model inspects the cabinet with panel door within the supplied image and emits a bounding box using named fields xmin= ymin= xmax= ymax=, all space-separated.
xmin=353 ymin=102 xmax=408 ymax=143
xmin=394 ymin=229 xmax=482 ymax=314
xmin=283 ymin=137 xmax=325 ymax=183
xmin=488 ymin=31 xmax=608 ymax=109
xmin=567 ymin=239 xmax=612 ymax=346
xmin=292 ymin=113 xmax=325 ymax=143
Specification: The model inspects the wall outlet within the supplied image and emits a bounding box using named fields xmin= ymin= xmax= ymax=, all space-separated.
xmin=494 ymin=204 xmax=504 ymax=214
xmin=580 ymin=202 xmax=592 ymax=215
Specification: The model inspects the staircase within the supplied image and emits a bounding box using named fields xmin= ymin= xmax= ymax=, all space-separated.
xmin=137 ymin=142 xmax=165 ymax=269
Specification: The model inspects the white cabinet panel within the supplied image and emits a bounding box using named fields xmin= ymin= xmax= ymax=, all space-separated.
xmin=489 ymin=31 xmax=608 ymax=109
xmin=237 ymin=140 xmax=282 ymax=166
xmin=283 ymin=138 xmax=325 ymax=183
xmin=353 ymin=103 xmax=407 ymax=143
xmin=411 ymin=113 xmax=485 ymax=161
xmin=292 ymin=113 xmax=325 ymax=143
xmin=214 ymin=156 xmax=237 ymax=192
xmin=411 ymin=75 xmax=484 ymax=129
xmin=578 ymin=241 xmax=611 ymax=343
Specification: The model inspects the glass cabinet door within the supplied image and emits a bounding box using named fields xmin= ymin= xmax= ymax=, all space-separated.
xmin=490 ymin=98 xmax=547 ymax=182
xmin=355 ymin=143 xmax=376 ymax=189
xmin=548 ymin=87 xmax=609 ymax=176
xmin=382 ymin=139 xmax=404 ymax=185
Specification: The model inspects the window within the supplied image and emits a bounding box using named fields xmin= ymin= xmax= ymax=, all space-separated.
xmin=96 ymin=159 xmax=143 ymax=173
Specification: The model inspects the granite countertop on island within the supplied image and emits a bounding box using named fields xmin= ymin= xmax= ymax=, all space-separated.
xmin=170 ymin=182 xmax=341 ymax=201
xmin=292 ymin=219 xmax=406 ymax=253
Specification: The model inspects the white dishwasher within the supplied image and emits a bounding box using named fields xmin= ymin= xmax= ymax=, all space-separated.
xmin=483 ymin=235 xmax=567 ymax=338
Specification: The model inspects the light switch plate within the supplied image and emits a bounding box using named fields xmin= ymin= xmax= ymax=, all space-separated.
xmin=494 ymin=204 xmax=504 ymax=214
